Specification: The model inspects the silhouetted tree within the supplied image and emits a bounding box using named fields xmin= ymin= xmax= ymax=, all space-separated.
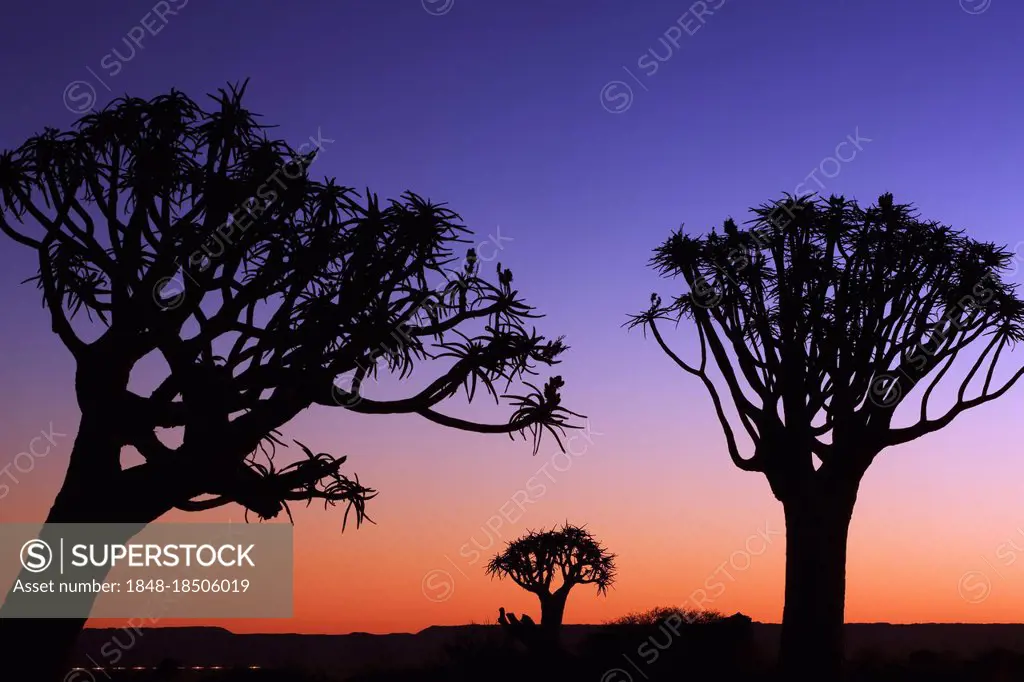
xmin=0 ymin=82 xmax=581 ymax=682
xmin=487 ymin=523 xmax=615 ymax=640
xmin=630 ymin=193 xmax=1024 ymax=678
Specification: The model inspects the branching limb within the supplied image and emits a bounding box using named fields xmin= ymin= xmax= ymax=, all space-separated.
xmin=631 ymin=299 xmax=762 ymax=472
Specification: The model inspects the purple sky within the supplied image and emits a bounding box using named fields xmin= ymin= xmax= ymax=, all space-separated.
xmin=1 ymin=0 xmax=1023 ymax=630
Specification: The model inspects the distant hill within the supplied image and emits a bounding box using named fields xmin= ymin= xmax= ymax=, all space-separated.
xmin=70 ymin=623 xmax=1024 ymax=677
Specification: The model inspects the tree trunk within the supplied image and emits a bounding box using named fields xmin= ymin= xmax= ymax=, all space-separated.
xmin=0 ymin=419 xmax=171 ymax=682
xmin=0 ymin=511 xmax=144 ymax=681
xmin=0 ymin=617 xmax=94 ymax=681
xmin=778 ymin=489 xmax=856 ymax=680
xmin=539 ymin=589 xmax=568 ymax=636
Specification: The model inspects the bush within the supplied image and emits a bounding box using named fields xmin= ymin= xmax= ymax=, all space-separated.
xmin=605 ymin=606 xmax=727 ymax=627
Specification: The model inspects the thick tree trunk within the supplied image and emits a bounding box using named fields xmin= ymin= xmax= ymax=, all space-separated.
xmin=539 ymin=590 xmax=568 ymax=637
xmin=0 ymin=507 xmax=142 ymax=681
xmin=0 ymin=617 xmax=93 ymax=680
xmin=778 ymin=489 xmax=856 ymax=681
xmin=530 ymin=589 xmax=569 ymax=663
xmin=0 ymin=419 xmax=172 ymax=682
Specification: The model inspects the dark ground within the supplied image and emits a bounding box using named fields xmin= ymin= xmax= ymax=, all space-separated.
xmin=60 ymin=623 xmax=1024 ymax=681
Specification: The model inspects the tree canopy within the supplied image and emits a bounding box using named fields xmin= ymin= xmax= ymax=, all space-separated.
xmin=630 ymin=192 xmax=1024 ymax=488
xmin=487 ymin=523 xmax=617 ymax=596
xmin=0 ymin=81 xmax=582 ymax=525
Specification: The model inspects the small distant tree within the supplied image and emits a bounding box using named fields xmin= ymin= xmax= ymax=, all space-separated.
xmin=0 ymin=82 xmax=582 ymax=682
xmin=630 ymin=192 xmax=1024 ymax=678
xmin=486 ymin=523 xmax=616 ymax=638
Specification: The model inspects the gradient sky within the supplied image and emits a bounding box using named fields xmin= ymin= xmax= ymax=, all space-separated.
xmin=1 ymin=0 xmax=1023 ymax=634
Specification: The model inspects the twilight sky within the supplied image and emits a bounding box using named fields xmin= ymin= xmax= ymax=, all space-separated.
xmin=1 ymin=0 xmax=1023 ymax=633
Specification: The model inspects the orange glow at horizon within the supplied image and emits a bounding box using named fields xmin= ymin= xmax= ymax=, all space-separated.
xmin=5 ymin=396 xmax=1024 ymax=634
xmin=2 ymin=292 xmax=1023 ymax=634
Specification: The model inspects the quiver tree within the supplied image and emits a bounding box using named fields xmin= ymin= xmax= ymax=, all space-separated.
xmin=486 ymin=523 xmax=616 ymax=640
xmin=629 ymin=193 xmax=1024 ymax=678
xmin=0 ymin=82 xmax=581 ymax=682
